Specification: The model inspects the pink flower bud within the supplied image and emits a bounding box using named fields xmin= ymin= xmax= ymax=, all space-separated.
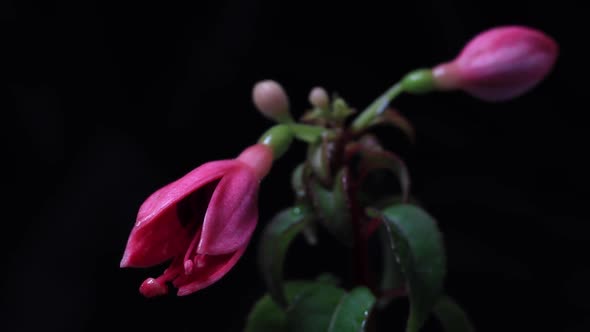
xmin=252 ymin=80 xmax=293 ymax=123
xmin=120 ymin=144 xmax=273 ymax=297
xmin=308 ymin=86 xmax=329 ymax=109
xmin=432 ymin=26 xmax=558 ymax=102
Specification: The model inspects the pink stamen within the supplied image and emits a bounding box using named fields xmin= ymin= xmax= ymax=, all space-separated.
xmin=184 ymin=260 xmax=194 ymax=275
xmin=139 ymin=278 xmax=168 ymax=298
xmin=139 ymin=258 xmax=185 ymax=297
xmin=182 ymin=228 xmax=203 ymax=267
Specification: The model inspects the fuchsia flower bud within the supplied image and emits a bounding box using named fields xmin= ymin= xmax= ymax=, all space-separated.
xmin=252 ymin=80 xmax=294 ymax=124
xmin=120 ymin=144 xmax=274 ymax=297
xmin=308 ymin=86 xmax=330 ymax=109
xmin=432 ymin=26 xmax=558 ymax=101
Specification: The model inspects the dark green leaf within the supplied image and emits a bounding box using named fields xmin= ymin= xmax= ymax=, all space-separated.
xmin=290 ymin=124 xmax=326 ymax=143
xmin=376 ymin=224 xmax=405 ymax=308
xmin=245 ymin=292 xmax=287 ymax=332
xmin=331 ymin=97 xmax=355 ymax=123
xmin=258 ymin=206 xmax=314 ymax=308
xmin=368 ymin=204 xmax=446 ymax=332
xmin=433 ymin=296 xmax=475 ymax=332
xmin=326 ymin=287 xmax=375 ymax=332
xmin=308 ymin=136 xmax=331 ymax=185
xmin=309 ymin=168 xmax=353 ymax=246
xmin=291 ymin=163 xmax=306 ymax=199
xmin=287 ymin=283 xmax=376 ymax=332
xmin=245 ymin=281 xmax=317 ymax=332
xmin=245 ymin=281 xmax=375 ymax=332
xmin=359 ymin=148 xmax=411 ymax=202
xmin=301 ymin=107 xmax=331 ymax=124
xmin=315 ymin=273 xmax=340 ymax=285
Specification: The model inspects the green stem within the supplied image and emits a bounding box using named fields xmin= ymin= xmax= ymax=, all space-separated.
xmin=258 ymin=124 xmax=294 ymax=159
xmin=350 ymin=83 xmax=404 ymax=133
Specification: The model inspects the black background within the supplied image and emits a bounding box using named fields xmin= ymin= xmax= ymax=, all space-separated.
xmin=2 ymin=0 xmax=588 ymax=331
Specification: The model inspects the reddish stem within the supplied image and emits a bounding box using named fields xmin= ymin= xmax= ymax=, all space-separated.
xmin=380 ymin=287 xmax=408 ymax=299
xmin=345 ymin=168 xmax=371 ymax=289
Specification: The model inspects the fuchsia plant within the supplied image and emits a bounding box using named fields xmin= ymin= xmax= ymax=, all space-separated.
xmin=121 ymin=25 xmax=558 ymax=331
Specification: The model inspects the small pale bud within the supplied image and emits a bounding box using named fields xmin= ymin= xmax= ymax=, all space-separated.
xmin=308 ymin=86 xmax=330 ymax=109
xmin=252 ymin=80 xmax=293 ymax=123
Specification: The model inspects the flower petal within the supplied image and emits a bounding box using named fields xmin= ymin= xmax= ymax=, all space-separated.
xmin=197 ymin=164 xmax=259 ymax=255
xmin=120 ymin=160 xmax=238 ymax=267
xmin=121 ymin=206 xmax=192 ymax=267
xmin=453 ymin=26 xmax=557 ymax=101
xmin=136 ymin=160 xmax=238 ymax=226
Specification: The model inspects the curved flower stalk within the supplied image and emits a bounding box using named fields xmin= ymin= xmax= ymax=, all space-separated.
xmin=352 ymin=25 xmax=558 ymax=132
xmin=120 ymin=144 xmax=274 ymax=297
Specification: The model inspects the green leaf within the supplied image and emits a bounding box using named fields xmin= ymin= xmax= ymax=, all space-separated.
xmin=258 ymin=206 xmax=314 ymax=308
xmin=245 ymin=292 xmax=287 ymax=332
xmin=315 ymin=273 xmax=341 ymax=285
xmin=376 ymin=223 xmax=405 ymax=307
xmin=301 ymin=107 xmax=331 ymax=124
xmin=289 ymin=124 xmax=326 ymax=143
xmin=245 ymin=281 xmax=315 ymax=332
xmin=368 ymin=204 xmax=446 ymax=332
xmin=287 ymin=283 xmax=376 ymax=332
xmin=245 ymin=281 xmax=375 ymax=332
xmin=325 ymin=287 xmax=375 ymax=332
xmin=308 ymin=137 xmax=332 ymax=185
xmin=433 ymin=296 xmax=475 ymax=332
xmin=368 ymin=108 xmax=415 ymax=143
xmin=358 ymin=147 xmax=411 ymax=203
xmin=291 ymin=163 xmax=306 ymax=199
xmin=309 ymin=168 xmax=353 ymax=246
xmin=331 ymin=97 xmax=355 ymax=123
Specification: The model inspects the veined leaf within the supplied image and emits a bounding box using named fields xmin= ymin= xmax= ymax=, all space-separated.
xmin=286 ymin=283 xmax=375 ymax=332
xmin=245 ymin=281 xmax=375 ymax=332
xmin=309 ymin=168 xmax=353 ymax=246
xmin=376 ymin=223 xmax=405 ymax=308
xmin=245 ymin=281 xmax=315 ymax=332
xmin=258 ymin=205 xmax=314 ymax=308
xmin=358 ymin=147 xmax=411 ymax=202
xmin=368 ymin=204 xmax=446 ymax=332
xmin=434 ymin=295 xmax=475 ymax=332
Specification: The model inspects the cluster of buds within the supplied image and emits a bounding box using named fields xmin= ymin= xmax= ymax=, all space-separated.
xmin=120 ymin=25 xmax=558 ymax=321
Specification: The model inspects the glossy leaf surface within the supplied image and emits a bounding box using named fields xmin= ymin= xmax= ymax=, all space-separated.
xmin=245 ymin=281 xmax=375 ymax=332
xmin=258 ymin=205 xmax=313 ymax=307
xmin=369 ymin=204 xmax=446 ymax=332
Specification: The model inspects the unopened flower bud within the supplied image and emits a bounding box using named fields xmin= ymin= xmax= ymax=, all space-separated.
xmin=252 ymin=80 xmax=294 ymax=123
xmin=308 ymin=87 xmax=330 ymax=109
xmin=432 ymin=25 xmax=558 ymax=102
